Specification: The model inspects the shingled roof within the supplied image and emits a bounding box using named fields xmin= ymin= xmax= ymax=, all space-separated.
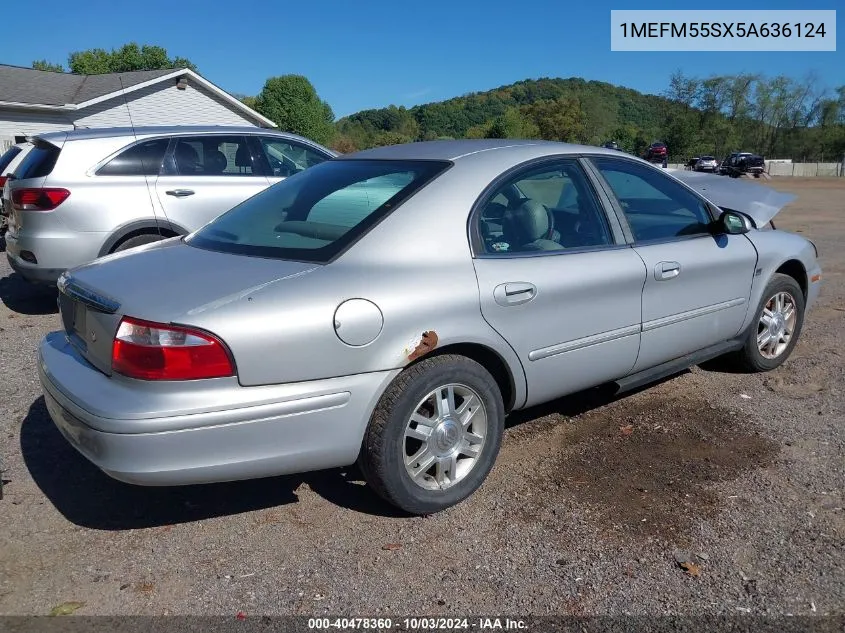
xmin=0 ymin=64 xmax=178 ymax=106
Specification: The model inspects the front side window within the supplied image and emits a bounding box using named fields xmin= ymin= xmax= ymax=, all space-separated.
xmin=259 ymin=138 xmax=328 ymax=178
xmin=187 ymin=159 xmax=449 ymax=263
xmin=477 ymin=160 xmax=613 ymax=255
xmin=172 ymin=136 xmax=255 ymax=176
xmin=97 ymin=139 xmax=168 ymax=176
xmin=591 ymin=158 xmax=713 ymax=242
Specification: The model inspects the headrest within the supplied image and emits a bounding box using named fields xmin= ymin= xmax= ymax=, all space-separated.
xmin=235 ymin=144 xmax=252 ymax=167
xmin=502 ymin=200 xmax=550 ymax=244
xmin=204 ymin=149 xmax=228 ymax=174
xmin=174 ymin=142 xmax=200 ymax=173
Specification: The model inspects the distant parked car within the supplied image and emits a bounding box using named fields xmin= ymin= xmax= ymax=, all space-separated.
xmin=39 ymin=140 xmax=821 ymax=515
xmin=694 ymin=155 xmax=719 ymax=172
xmin=719 ymin=152 xmax=766 ymax=178
xmin=644 ymin=141 xmax=668 ymax=167
xmin=0 ymin=142 xmax=34 ymax=234
xmin=603 ymin=140 xmax=620 ymax=150
xmin=685 ymin=157 xmax=700 ymax=170
xmin=3 ymin=126 xmax=335 ymax=284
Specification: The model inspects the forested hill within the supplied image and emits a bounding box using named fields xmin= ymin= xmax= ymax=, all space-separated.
xmin=338 ymin=77 xmax=670 ymax=150
xmin=334 ymin=75 xmax=845 ymax=162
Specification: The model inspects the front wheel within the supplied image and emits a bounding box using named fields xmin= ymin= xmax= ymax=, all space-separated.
xmin=734 ymin=274 xmax=805 ymax=372
xmin=359 ymin=354 xmax=505 ymax=514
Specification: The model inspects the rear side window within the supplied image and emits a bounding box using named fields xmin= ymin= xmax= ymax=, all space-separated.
xmin=97 ymin=139 xmax=168 ymax=176
xmin=187 ymin=159 xmax=450 ymax=263
xmin=172 ymin=136 xmax=255 ymax=176
xmin=0 ymin=146 xmax=22 ymax=174
xmin=14 ymin=143 xmax=60 ymax=179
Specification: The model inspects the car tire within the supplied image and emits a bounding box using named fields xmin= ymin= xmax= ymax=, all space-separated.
xmin=112 ymin=233 xmax=165 ymax=253
xmin=359 ymin=354 xmax=505 ymax=515
xmin=734 ymin=273 xmax=805 ymax=372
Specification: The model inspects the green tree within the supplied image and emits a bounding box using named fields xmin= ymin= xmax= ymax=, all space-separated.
xmin=67 ymin=43 xmax=197 ymax=75
xmin=522 ymin=97 xmax=585 ymax=142
xmin=484 ymin=107 xmax=539 ymax=139
xmin=330 ymin=135 xmax=358 ymax=154
xmin=372 ymin=131 xmax=413 ymax=147
xmin=32 ymin=59 xmax=65 ymax=72
xmin=254 ymin=75 xmax=335 ymax=145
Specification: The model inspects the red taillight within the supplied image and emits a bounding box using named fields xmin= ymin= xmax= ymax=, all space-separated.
xmin=12 ymin=187 xmax=70 ymax=211
xmin=111 ymin=317 xmax=234 ymax=381
xmin=0 ymin=176 xmax=7 ymax=188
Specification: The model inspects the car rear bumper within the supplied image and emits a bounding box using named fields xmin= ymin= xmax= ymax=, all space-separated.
xmin=6 ymin=229 xmax=105 ymax=285
xmin=7 ymin=251 xmax=65 ymax=284
xmin=38 ymin=331 xmax=398 ymax=486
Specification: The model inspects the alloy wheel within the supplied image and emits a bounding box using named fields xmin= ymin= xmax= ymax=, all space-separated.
xmin=757 ymin=291 xmax=797 ymax=359
xmin=403 ymin=383 xmax=488 ymax=491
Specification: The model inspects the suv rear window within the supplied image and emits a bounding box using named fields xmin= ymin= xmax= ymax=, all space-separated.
xmin=0 ymin=146 xmax=22 ymax=174
xmin=97 ymin=139 xmax=169 ymax=176
xmin=15 ymin=142 xmax=60 ymax=179
xmin=187 ymin=159 xmax=450 ymax=263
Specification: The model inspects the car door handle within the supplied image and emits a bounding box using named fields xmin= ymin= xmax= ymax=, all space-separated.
xmin=494 ymin=282 xmax=537 ymax=306
xmin=655 ymin=261 xmax=681 ymax=281
xmin=165 ymin=189 xmax=195 ymax=198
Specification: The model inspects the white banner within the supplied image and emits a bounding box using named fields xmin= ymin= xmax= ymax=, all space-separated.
xmin=611 ymin=10 xmax=836 ymax=51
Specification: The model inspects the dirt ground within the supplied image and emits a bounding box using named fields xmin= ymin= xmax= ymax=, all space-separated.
xmin=0 ymin=177 xmax=842 ymax=620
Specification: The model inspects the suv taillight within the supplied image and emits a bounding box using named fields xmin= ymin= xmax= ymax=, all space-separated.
xmin=0 ymin=176 xmax=7 ymax=188
xmin=112 ymin=317 xmax=235 ymax=380
xmin=12 ymin=188 xmax=70 ymax=211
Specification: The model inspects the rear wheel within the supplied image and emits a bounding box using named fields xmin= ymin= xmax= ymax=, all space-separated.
xmin=734 ymin=273 xmax=805 ymax=372
xmin=112 ymin=233 xmax=165 ymax=253
xmin=359 ymin=354 xmax=505 ymax=515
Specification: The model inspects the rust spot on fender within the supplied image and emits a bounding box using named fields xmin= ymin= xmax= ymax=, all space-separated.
xmin=408 ymin=331 xmax=439 ymax=361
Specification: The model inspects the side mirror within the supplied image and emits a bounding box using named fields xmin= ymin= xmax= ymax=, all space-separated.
xmin=719 ymin=210 xmax=754 ymax=235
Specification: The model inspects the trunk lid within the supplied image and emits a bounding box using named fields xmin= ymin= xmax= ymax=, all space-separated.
xmin=57 ymin=239 xmax=318 ymax=375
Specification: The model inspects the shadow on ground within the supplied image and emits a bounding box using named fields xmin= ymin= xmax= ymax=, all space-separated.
xmin=20 ymin=397 xmax=406 ymax=530
xmin=20 ymin=362 xmax=752 ymax=530
xmin=0 ymin=271 xmax=58 ymax=315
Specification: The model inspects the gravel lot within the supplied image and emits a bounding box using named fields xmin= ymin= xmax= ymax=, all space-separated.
xmin=0 ymin=177 xmax=842 ymax=620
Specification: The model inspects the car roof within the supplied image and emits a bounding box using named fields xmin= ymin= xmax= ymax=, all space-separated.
xmin=342 ymin=139 xmax=625 ymax=163
xmin=34 ymin=126 xmax=320 ymax=146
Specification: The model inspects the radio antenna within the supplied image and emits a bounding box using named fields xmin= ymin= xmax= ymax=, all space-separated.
xmin=117 ymin=74 xmax=164 ymax=238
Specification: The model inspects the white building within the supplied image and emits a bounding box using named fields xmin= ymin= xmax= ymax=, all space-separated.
xmin=0 ymin=64 xmax=275 ymax=148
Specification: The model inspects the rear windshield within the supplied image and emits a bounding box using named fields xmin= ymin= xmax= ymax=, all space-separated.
xmin=186 ymin=159 xmax=450 ymax=263
xmin=0 ymin=146 xmax=22 ymax=174
xmin=15 ymin=142 xmax=60 ymax=179
xmin=700 ymin=156 xmax=715 ymax=160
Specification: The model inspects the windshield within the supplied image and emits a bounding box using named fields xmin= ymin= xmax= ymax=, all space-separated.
xmin=187 ymin=159 xmax=450 ymax=263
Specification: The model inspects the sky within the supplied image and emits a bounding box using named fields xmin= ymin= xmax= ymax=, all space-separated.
xmin=2 ymin=0 xmax=842 ymax=117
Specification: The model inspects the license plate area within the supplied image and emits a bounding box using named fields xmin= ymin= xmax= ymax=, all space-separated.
xmin=60 ymin=294 xmax=88 ymax=355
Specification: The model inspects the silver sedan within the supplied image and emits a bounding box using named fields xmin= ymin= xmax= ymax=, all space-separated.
xmin=39 ymin=140 xmax=822 ymax=514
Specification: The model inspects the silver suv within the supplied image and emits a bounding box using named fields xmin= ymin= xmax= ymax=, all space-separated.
xmin=3 ymin=126 xmax=335 ymax=284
